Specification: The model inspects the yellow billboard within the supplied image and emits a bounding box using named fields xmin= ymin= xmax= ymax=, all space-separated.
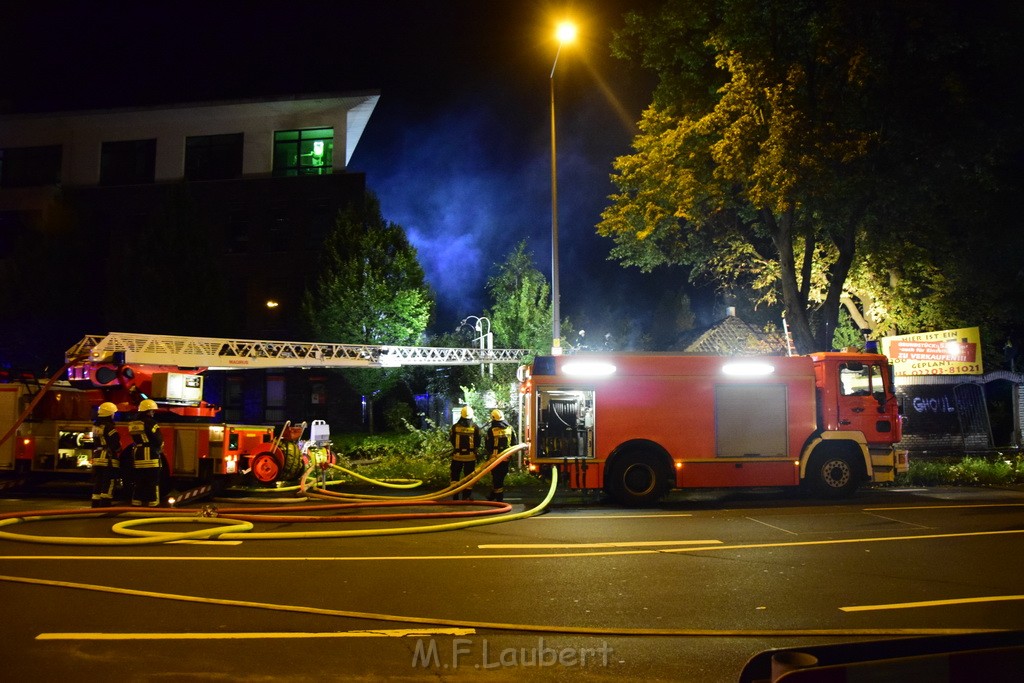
xmin=880 ymin=327 xmax=983 ymax=376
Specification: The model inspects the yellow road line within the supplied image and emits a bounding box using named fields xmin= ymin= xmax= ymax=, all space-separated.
xmin=532 ymin=513 xmax=693 ymax=519
xmin=841 ymin=595 xmax=1024 ymax=612
xmin=2 ymin=528 xmax=1022 ymax=562
xmin=0 ymin=572 xmax=994 ymax=639
xmin=864 ymin=503 xmax=1024 ymax=511
xmin=478 ymin=540 xmax=721 ymax=549
xmin=38 ymin=628 xmax=475 ymax=640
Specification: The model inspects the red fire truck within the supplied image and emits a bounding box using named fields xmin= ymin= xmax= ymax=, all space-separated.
xmin=521 ymin=351 xmax=908 ymax=505
xmin=1 ymin=332 xmax=528 ymax=488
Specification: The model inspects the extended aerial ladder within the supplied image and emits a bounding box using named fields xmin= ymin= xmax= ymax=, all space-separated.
xmin=0 ymin=332 xmax=531 ymax=484
xmin=62 ymin=331 xmax=531 ymax=419
xmin=66 ymin=332 xmax=530 ymax=370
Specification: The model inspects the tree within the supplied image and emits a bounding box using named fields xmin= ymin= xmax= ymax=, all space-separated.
xmin=484 ymin=240 xmax=554 ymax=356
xmin=599 ymin=0 xmax=1024 ymax=353
xmin=301 ymin=192 xmax=434 ymax=430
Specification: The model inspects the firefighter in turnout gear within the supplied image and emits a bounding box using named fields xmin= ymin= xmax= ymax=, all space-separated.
xmin=485 ymin=409 xmax=517 ymax=502
xmin=90 ymin=402 xmax=122 ymax=507
xmin=129 ymin=398 xmax=164 ymax=507
xmin=449 ymin=405 xmax=482 ymax=500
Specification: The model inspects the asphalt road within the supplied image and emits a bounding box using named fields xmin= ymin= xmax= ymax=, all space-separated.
xmin=1 ymin=482 xmax=1023 ymax=681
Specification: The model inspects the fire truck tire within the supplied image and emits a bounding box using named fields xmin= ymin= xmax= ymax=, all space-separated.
xmin=807 ymin=452 xmax=859 ymax=498
xmin=250 ymin=451 xmax=282 ymax=486
xmin=607 ymin=451 xmax=670 ymax=507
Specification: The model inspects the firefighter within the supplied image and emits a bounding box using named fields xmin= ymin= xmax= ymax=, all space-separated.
xmin=90 ymin=402 xmax=121 ymax=508
xmin=128 ymin=398 xmax=164 ymax=507
xmin=485 ymin=409 xmax=517 ymax=502
xmin=449 ymin=405 xmax=481 ymax=500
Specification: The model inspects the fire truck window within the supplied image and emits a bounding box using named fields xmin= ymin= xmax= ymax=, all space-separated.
xmin=839 ymin=363 xmax=872 ymax=396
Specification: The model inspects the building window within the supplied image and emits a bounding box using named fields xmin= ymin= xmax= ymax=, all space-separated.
xmin=185 ymin=133 xmax=243 ymax=181
xmin=224 ymin=375 xmax=243 ymax=423
xmin=100 ymin=139 xmax=156 ymax=186
xmin=0 ymin=145 xmax=62 ymax=188
xmin=273 ymin=128 xmax=333 ymax=176
xmin=266 ymin=374 xmax=286 ymax=423
xmin=227 ymin=209 xmax=250 ymax=254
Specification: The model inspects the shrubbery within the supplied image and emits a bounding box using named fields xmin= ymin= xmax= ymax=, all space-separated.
xmin=333 ymin=421 xmax=540 ymax=490
xmin=898 ymin=454 xmax=1024 ymax=487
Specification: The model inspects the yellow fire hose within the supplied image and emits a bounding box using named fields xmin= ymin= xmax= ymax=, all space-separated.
xmin=0 ymin=445 xmax=549 ymax=545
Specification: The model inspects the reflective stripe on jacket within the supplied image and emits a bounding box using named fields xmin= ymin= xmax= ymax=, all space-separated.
xmin=91 ymin=420 xmax=121 ymax=468
xmin=450 ymin=419 xmax=481 ymax=462
xmin=129 ymin=418 xmax=163 ymax=469
xmin=486 ymin=421 xmax=516 ymax=456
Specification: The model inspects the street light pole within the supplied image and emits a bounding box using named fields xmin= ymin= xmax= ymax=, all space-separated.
xmin=550 ymin=21 xmax=576 ymax=357
xmin=460 ymin=315 xmax=493 ymax=377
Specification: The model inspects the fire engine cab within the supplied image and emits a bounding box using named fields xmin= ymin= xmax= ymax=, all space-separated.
xmin=521 ymin=352 xmax=908 ymax=505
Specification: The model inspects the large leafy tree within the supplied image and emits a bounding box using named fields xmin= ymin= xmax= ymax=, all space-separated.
xmin=599 ymin=0 xmax=1024 ymax=353
xmin=302 ymin=191 xmax=434 ymax=430
xmin=484 ymin=240 xmax=554 ymax=357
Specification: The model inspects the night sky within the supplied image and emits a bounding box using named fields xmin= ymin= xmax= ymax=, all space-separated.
xmin=2 ymin=0 xmax=692 ymax=347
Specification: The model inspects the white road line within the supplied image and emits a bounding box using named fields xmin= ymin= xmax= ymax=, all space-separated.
xmin=478 ymin=540 xmax=721 ymax=549
xmin=863 ymin=511 xmax=931 ymax=530
xmin=37 ymin=628 xmax=476 ymax=640
xmin=745 ymin=517 xmax=798 ymax=535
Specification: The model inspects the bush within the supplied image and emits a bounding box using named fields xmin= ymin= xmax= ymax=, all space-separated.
xmin=900 ymin=454 xmax=1024 ymax=487
xmin=331 ymin=421 xmax=542 ymax=491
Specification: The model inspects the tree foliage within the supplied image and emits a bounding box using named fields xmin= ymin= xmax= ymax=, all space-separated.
xmin=599 ymin=0 xmax=1024 ymax=353
xmin=484 ymin=240 xmax=553 ymax=356
xmin=301 ymin=192 xmax=434 ymax=430
xmin=303 ymin=192 xmax=433 ymax=346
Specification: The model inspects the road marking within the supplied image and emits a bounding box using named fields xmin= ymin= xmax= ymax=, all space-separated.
xmin=532 ymin=513 xmax=693 ymax=519
xmin=863 ymin=511 xmax=931 ymax=529
xmin=865 ymin=503 xmax=1024 ymax=511
xmin=478 ymin=540 xmax=721 ymax=549
xmin=745 ymin=517 xmax=798 ymax=535
xmin=2 ymin=529 xmax=1022 ymax=562
xmin=0 ymin=571 xmax=993 ymax=639
xmin=170 ymin=540 xmax=244 ymax=546
xmin=37 ymin=628 xmax=476 ymax=640
xmin=841 ymin=595 xmax=1024 ymax=612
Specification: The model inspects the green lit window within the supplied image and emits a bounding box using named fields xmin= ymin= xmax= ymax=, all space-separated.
xmin=273 ymin=128 xmax=333 ymax=176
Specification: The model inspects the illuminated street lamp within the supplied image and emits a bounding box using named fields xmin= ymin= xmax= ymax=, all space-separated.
xmin=549 ymin=20 xmax=577 ymax=356
xmin=460 ymin=315 xmax=493 ymax=376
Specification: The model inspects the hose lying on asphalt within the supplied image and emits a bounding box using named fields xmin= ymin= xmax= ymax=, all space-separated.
xmin=0 ymin=445 xmax=550 ymax=545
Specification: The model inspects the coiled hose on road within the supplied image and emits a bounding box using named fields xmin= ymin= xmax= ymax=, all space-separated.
xmin=0 ymin=444 xmax=552 ymax=545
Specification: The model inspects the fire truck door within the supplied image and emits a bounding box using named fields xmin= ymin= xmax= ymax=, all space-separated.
xmin=836 ymin=361 xmax=895 ymax=443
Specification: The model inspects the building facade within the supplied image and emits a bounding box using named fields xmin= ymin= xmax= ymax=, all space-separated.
xmin=0 ymin=93 xmax=380 ymax=427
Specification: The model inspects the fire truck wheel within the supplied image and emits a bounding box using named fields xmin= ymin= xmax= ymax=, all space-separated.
xmin=808 ymin=452 xmax=859 ymax=498
xmin=608 ymin=452 xmax=669 ymax=507
xmin=250 ymin=452 xmax=282 ymax=486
